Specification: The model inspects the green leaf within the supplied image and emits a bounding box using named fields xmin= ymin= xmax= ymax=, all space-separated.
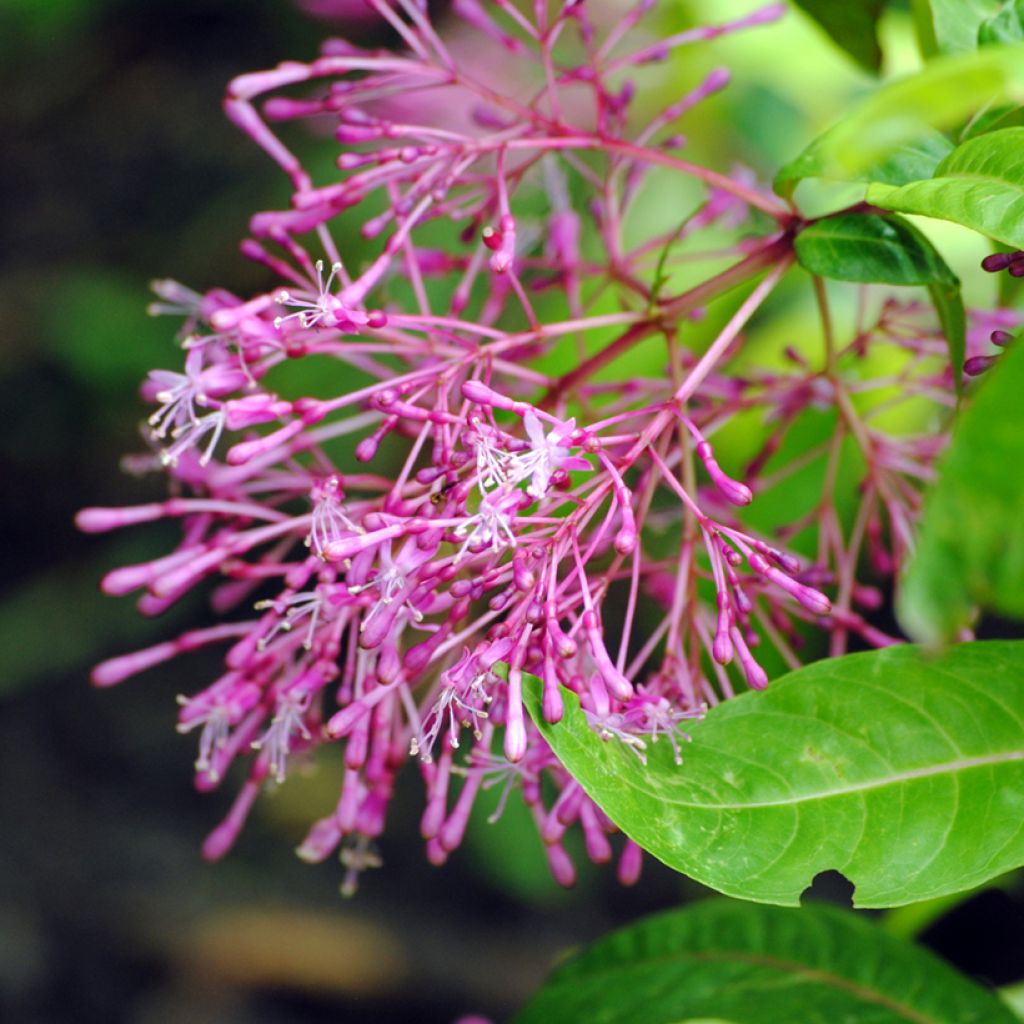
xmin=514 ymin=900 xmax=1018 ymax=1024
xmin=960 ymin=104 xmax=1024 ymax=141
xmin=980 ymin=0 xmax=1024 ymax=45
xmin=774 ymin=46 xmax=1024 ymax=200
xmin=898 ymin=342 xmax=1024 ymax=642
xmin=524 ymin=642 xmax=1024 ymax=907
xmin=794 ymin=213 xmax=965 ymax=386
xmin=794 ymin=213 xmax=957 ymax=285
xmin=868 ymin=127 xmax=1024 ymax=247
xmin=791 ymin=0 xmax=886 ymax=72
xmin=868 ymin=129 xmax=956 ymax=186
xmin=911 ymin=0 xmax=1002 ymax=56
xmin=926 ymin=278 xmax=967 ymax=396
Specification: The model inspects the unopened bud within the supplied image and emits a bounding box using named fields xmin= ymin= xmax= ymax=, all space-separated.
xmin=964 ymin=355 xmax=998 ymax=377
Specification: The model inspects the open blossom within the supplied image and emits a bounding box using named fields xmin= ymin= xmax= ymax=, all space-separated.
xmin=516 ymin=412 xmax=590 ymax=499
xmin=80 ymin=0 xmax=984 ymax=894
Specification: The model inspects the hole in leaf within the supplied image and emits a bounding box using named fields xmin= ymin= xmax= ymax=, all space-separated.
xmin=800 ymin=870 xmax=855 ymax=909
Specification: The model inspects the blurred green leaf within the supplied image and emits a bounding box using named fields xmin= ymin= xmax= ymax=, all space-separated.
xmin=1000 ymin=980 xmax=1024 ymax=1020
xmin=979 ymin=0 xmax=1024 ymax=44
xmin=911 ymin=0 xmax=1002 ymax=55
xmin=514 ymin=900 xmax=1017 ymax=1024
xmin=525 ymin=642 xmax=1024 ymax=907
xmin=0 ymin=0 xmax=110 ymax=56
xmin=464 ymin=778 xmax=584 ymax=905
xmin=44 ymin=269 xmax=170 ymax=393
xmin=898 ymin=341 xmax=1024 ymax=643
xmin=868 ymin=127 xmax=1024 ymax=247
xmin=867 ymin=128 xmax=956 ymax=185
xmin=775 ymin=46 xmax=1024 ymax=200
xmin=0 ymin=549 xmax=175 ymax=700
xmin=791 ymin=0 xmax=887 ymax=72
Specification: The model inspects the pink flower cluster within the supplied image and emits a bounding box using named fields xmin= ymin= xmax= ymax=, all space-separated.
xmin=79 ymin=1 xmax=990 ymax=892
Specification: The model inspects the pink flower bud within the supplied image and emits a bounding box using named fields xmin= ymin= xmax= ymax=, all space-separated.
xmin=461 ymin=379 xmax=524 ymax=412
xmin=76 ymin=504 xmax=164 ymax=533
xmin=542 ymin=674 xmax=564 ymax=723
xmin=697 ymin=441 xmax=753 ymax=505
xmin=503 ymin=667 xmax=528 ymax=762
xmin=326 ymin=701 xmax=371 ymax=738
xmin=224 ymin=394 xmax=292 ymax=430
xmin=202 ymin=776 xmax=261 ymax=861
xmin=92 ymin=641 xmax=177 ymax=687
xmin=545 ymin=841 xmax=577 ymax=887
xmin=713 ymin=607 xmax=733 ymax=665
xmin=513 ymin=552 xmax=535 ymax=590
xmin=614 ymin=526 xmax=637 ymax=555
xmin=296 ymin=814 xmax=342 ymax=863
xmin=583 ymin=610 xmax=633 ymax=700
xmin=580 ymin=802 xmax=612 ymax=863
xmin=618 ymin=839 xmax=643 ymax=886
xmin=226 ymin=419 xmax=305 ymax=465
xmin=982 ymin=251 xmax=1017 ymax=272
xmin=965 ymin=354 xmax=998 ymax=376
xmin=731 ymin=627 xmax=768 ymax=690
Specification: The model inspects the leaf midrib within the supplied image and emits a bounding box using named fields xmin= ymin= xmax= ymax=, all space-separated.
xmin=906 ymin=168 xmax=1024 ymax=195
xmin=615 ymin=747 xmax=1024 ymax=812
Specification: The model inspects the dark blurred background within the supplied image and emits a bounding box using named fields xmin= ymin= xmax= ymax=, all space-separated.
xmin=1 ymin=1 xmax=1021 ymax=1022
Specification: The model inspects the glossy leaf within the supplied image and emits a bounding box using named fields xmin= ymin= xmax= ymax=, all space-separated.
xmin=911 ymin=0 xmax=1001 ymax=55
xmin=514 ymin=901 xmax=1018 ymax=1024
xmin=524 ymin=642 xmax=1024 ymax=907
xmin=791 ymin=0 xmax=886 ymax=72
xmin=794 ymin=213 xmax=956 ymax=285
xmin=898 ymin=342 xmax=1024 ymax=643
xmin=775 ymin=46 xmax=1024 ymax=200
xmin=794 ymin=213 xmax=965 ymax=384
xmin=867 ymin=127 xmax=1024 ymax=247
xmin=979 ymin=0 xmax=1024 ymax=44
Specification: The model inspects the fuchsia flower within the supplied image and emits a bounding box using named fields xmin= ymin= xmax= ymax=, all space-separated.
xmin=79 ymin=1 xmax=993 ymax=892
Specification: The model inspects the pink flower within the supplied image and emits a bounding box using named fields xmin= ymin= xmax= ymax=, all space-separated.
xmin=80 ymin=0 xmax=969 ymax=894
xmin=516 ymin=412 xmax=590 ymax=499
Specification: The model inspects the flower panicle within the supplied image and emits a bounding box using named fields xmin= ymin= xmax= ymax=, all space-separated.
xmin=81 ymin=0 xmax=984 ymax=890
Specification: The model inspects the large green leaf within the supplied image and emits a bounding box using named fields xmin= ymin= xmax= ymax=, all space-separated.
xmin=794 ymin=213 xmax=965 ymax=384
xmin=911 ymin=0 xmax=1002 ymax=55
xmin=514 ymin=901 xmax=1018 ymax=1024
xmin=791 ymin=0 xmax=886 ymax=72
xmin=868 ymin=128 xmax=1024 ymax=247
xmin=898 ymin=342 xmax=1024 ymax=643
xmin=775 ymin=46 xmax=1024 ymax=200
xmin=979 ymin=0 xmax=1024 ymax=44
xmin=524 ymin=642 xmax=1024 ymax=907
